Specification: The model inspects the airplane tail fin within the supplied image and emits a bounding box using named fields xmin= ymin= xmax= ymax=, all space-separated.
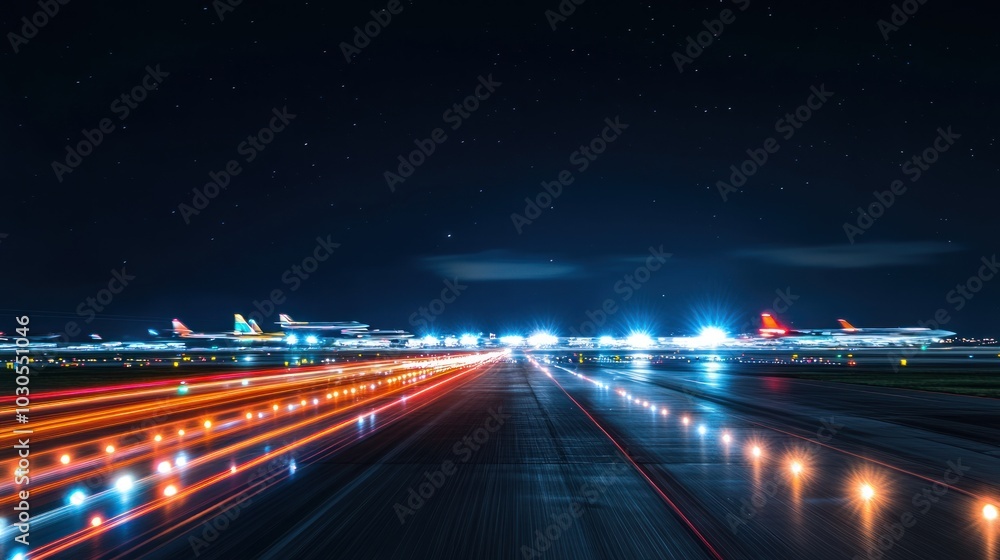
xmin=759 ymin=313 xmax=787 ymax=335
xmin=278 ymin=314 xmax=294 ymax=324
xmin=760 ymin=313 xmax=784 ymax=330
xmin=172 ymin=319 xmax=192 ymax=336
xmin=248 ymin=319 xmax=264 ymax=334
xmin=234 ymin=314 xmax=254 ymax=334
xmin=837 ymin=319 xmax=857 ymax=330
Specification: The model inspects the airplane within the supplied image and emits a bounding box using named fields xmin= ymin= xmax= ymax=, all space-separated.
xmin=234 ymin=314 xmax=284 ymax=341
xmin=834 ymin=318 xmax=956 ymax=340
xmin=349 ymin=329 xmax=413 ymax=341
xmin=275 ymin=314 xmax=368 ymax=334
xmin=0 ymin=331 xmax=62 ymax=343
xmin=758 ymin=313 xmax=955 ymax=345
xmin=171 ymin=319 xmax=239 ymax=340
xmin=329 ymin=329 xmax=413 ymax=348
xmin=277 ymin=314 xmax=411 ymax=345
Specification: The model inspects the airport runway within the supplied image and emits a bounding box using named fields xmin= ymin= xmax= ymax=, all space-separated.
xmin=535 ymin=357 xmax=999 ymax=559
xmin=4 ymin=352 xmax=997 ymax=559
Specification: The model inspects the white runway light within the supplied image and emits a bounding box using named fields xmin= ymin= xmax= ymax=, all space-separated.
xmin=69 ymin=490 xmax=86 ymax=506
xmin=115 ymin=475 xmax=134 ymax=493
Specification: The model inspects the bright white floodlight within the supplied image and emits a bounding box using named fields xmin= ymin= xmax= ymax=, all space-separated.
xmin=528 ymin=332 xmax=558 ymax=347
xmin=695 ymin=327 xmax=728 ymax=347
xmin=500 ymin=335 xmax=524 ymax=346
xmin=459 ymin=334 xmax=478 ymax=346
xmin=626 ymin=332 xmax=653 ymax=348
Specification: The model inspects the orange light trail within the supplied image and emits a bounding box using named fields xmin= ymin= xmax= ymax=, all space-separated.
xmin=0 ymin=355 xmax=481 ymax=505
xmin=28 ymin=353 xmax=504 ymax=560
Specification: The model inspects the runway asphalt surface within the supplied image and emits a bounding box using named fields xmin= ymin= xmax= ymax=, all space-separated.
xmin=5 ymin=352 xmax=997 ymax=559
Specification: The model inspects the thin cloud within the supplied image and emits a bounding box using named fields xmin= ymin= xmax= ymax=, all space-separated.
xmin=422 ymin=251 xmax=579 ymax=280
xmin=737 ymin=241 xmax=961 ymax=268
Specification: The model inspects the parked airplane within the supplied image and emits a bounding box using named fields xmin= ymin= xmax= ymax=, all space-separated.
xmin=171 ymin=319 xmax=238 ymax=340
xmin=758 ymin=314 xmax=954 ymax=345
xmin=234 ymin=314 xmax=284 ymax=340
xmin=275 ymin=314 xmax=368 ymax=333
xmin=349 ymin=329 xmax=413 ymax=341
xmin=834 ymin=318 xmax=955 ymax=340
xmin=0 ymin=331 xmax=61 ymax=343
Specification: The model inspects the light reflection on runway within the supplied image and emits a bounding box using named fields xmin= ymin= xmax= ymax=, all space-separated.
xmin=2 ymin=350 xmax=997 ymax=559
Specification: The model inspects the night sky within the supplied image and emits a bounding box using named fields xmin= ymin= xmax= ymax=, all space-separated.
xmin=2 ymin=1 xmax=997 ymax=339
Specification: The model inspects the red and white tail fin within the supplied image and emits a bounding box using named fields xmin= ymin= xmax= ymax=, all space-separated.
xmin=759 ymin=313 xmax=787 ymax=336
xmin=837 ymin=319 xmax=857 ymax=331
xmin=172 ymin=319 xmax=192 ymax=336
